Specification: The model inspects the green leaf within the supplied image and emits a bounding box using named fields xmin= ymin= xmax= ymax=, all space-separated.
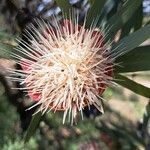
xmin=115 ymin=74 xmax=150 ymax=98
xmin=120 ymin=4 xmax=143 ymax=39
xmin=115 ymin=46 xmax=150 ymax=73
xmin=55 ymin=0 xmax=71 ymax=17
xmin=86 ymin=0 xmax=106 ymax=27
xmin=0 ymin=42 xmax=14 ymax=59
xmin=97 ymin=0 xmax=116 ymax=21
xmin=106 ymin=0 xmax=121 ymax=19
xmin=133 ymin=5 xmax=143 ymax=31
xmin=24 ymin=111 xmax=42 ymax=143
xmin=105 ymin=0 xmax=142 ymax=41
xmin=111 ymin=24 xmax=150 ymax=58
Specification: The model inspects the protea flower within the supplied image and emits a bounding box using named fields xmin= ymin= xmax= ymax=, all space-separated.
xmin=10 ymin=16 xmax=113 ymax=124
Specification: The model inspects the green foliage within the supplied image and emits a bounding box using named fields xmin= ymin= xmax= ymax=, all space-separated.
xmin=24 ymin=111 xmax=42 ymax=143
xmin=105 ymin=0 xmax=143 ymax=41
xmin=120 ymin=4 xmax=143 ymax=38
xmin=2 ymin=138 xmax=37 ymax=150
xmin=112 ymin=24 xmax=150 ymax=57
xmin=0 ymin=29 xmax=15 ymax=59
xmin=115 ymin=74 xmax=150 ymax=98
xmin=0 ymin=83 xmax=38 ymax=149
xmin=86 ymin=0 xmax=106 ymax=27
xmin=0 ymin=83 xmax=19 ymax=146
xmin=115 ymin=46 xmax=150 ymax=73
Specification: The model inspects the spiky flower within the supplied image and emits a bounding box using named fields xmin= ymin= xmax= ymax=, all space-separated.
xmin=10 ymin=16 xmax=113 ymax=124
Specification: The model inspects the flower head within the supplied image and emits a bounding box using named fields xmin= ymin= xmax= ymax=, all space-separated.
xmin=11 ymin=16 xmax=113 ymax=124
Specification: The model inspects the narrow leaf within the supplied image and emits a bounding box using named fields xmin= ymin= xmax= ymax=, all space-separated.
xmin=115 ymin=74 xmax=150 ymax=98
xmin=105 ymin=0 xmax=142 ymax=41
xmin=112 ymin=24 xmax=150 ymax=58
xmin=115 ymin=46 xmax=150 ymax=73
xmin=86 ymin=0 xmax=106 ymax=27
xmin=24 ymin=111 xmax=42 ymax=143
xmin=120 ymin=4 xmax=143 ymax=39
xmin=133 ymin=4 xmax=143 ymax=31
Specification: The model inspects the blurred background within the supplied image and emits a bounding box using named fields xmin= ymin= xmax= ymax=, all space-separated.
xmin=0 ymin=0 xmax=150 ymax=149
